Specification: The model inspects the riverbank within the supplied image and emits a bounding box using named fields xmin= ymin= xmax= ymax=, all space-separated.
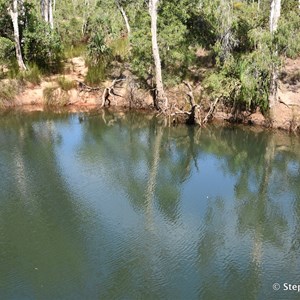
xmin=1 ymin=56 xmax=300 ymax=133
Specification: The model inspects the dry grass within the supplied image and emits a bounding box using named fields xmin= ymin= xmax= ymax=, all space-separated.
xmin=43 ymin=86 xmax=69 ymax=106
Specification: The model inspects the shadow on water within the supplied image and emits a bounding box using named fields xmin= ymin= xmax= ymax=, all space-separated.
xmin=0 ymin=110 xmax=300 ymax=299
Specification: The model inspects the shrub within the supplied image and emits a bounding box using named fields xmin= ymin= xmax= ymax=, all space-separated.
xmin=24 ymin=20 xmax=63 ymax=73
xmin=110 ymin=37 xmax=130 ymax=60
xmin=87 ymin=33 xmax=110 ymax=64
xmin=276 ymin=11 xmax=300 ymax=58
xmin=43 ymin=86 xmax=69 ymax=106
xmin=0 ymin=80 xmax=19 ymax=107
xmin=85 ymin=61 xmax=106 ymax=86
xmin=18 ymin=64 xmax=42 ymax=85
xmin=0 ymin=37 xmax=14 ymax=64
xmin=64 ymin=43 xmax=86 ymax=59
xmin=57 ymin=76 xmax=76 ymax=91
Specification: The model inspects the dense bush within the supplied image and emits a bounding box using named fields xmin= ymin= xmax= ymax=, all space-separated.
xmin=0 ymin=37 xmax=15 ymax=64
xmin=24 ymin=20 xmax=63 ymax=73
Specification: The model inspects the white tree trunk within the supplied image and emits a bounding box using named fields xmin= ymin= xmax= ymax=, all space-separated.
xmin=41 ymin=0 xmax=49 ymax=23
xmin=41 ymin=0 xmax=54 ymax=29
xmin=269 ymin=0 xmax=281 ymax=108
xmin=270 ymin=0 xmax=281 ymax=33
xmin=9 ymin=0 xmax=26 ymax=70
xmin=49 ymin=0 xmax=54 ymax=29
xmin=149 ymin=0 xmax=167 ymax=110
xmin=116 ymin=1 xmax=131 ymax=36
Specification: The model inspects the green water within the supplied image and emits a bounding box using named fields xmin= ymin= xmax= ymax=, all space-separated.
xmin=0 ymin=110 xmax=300 ymax=300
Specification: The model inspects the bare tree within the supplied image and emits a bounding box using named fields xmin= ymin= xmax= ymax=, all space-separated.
xmin=149 ymin=0 xmax=167 ymax=110
xmin=8 ymin=0 xmax=26 ymax=70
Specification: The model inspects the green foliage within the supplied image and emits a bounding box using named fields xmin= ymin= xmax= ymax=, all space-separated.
xmin=110 ymin=37 xmax=130 ymax=60
xmin=130 ymin=0 xmax=198 ymax=85
xmin=24 ymin=19 xmax=63 ymax=73
xmin=0 ymin=0 xmax=299 ymax=113
xmin=57 ymin=76 xmax=76 ymax=91
xmin=85 ymin=61 xmax=106 ymax=86
xmin=0 ymin=1 xmax=13 ymax=39
xmin=87 ymin=33 xmax=110 ymax=63
xmin=204 ymin=47 xmax=275 ymax=112
xmin=0 ymin=37 xmax=15 ymax=64
xmin=64 ymin=43 xmax=86 ymax=59
xmin=16 ymin=64 xmax=42 ymax=85
xmin=276 ymin=11 xmax=300 ymax=58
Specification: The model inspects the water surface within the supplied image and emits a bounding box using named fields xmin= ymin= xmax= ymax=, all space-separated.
xmin=0 ymin=110 xmax=300 ymax=300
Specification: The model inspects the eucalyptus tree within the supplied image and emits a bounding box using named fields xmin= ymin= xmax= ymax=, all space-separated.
xmin=149 ymin=0 xmax=167 ymax=110
xmin=269 ymin=0 xmax=281 ymax=108
xmin=8 ymin=0 xmax=26 ymax=70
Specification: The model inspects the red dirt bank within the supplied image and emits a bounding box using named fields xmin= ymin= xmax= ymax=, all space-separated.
xmin=3 ymin=56 xmax=300 ymax=132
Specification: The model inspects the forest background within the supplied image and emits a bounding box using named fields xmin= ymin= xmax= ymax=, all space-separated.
xmin=0 ymin=0 xmax=300 ymax=124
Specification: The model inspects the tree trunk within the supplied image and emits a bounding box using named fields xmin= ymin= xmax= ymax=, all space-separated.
xmin=116 ymin=0 xmax=131 ymax=36
xmin=49 ymin=0 xmax=54 ymax=29
xmin=8 ymin=0 xmax=26 ymax=71
xmin=149 ymin=0 xmax=167 ymax=110
xmin=82 ymin=0 xmax=89 ymax=35
xmin=41 ymin=0 xmax=49 ymax=23
xmin=270 ymin=0 xmax=281 ymax=33
xmin=41 ymin=0 xmax=53 ymax=29
xmin=269 ymin=0 xmax=281 ymax=108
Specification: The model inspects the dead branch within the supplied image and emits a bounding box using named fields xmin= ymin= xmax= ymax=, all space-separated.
xmin=77 ymin=81 xmax=100 ymax=92
xmin=183 ymin=81 xmax=196 ymax=107
xmin=203 ymin=97 xmax=220 ymax=124
xmin=183 ymin=81 xmax=202 ymax=125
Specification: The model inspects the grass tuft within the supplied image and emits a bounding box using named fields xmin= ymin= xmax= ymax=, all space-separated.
xmin=64 ymin=44 xmax=86 ymax=59
xmin=57 ymin=76 xmax=76 ymax=91
xmin=43 ymin=86 xmax=69 ymax=106
xmin=0 ymin=80 xmax=19 ymax=107
xmin=85 ymin=62 xmax=106 ymax=86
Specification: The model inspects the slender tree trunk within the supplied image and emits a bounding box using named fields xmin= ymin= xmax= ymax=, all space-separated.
xmin=41 ymin=0 xmax=49 ymax=23
xmin=8 ymin=0 xmax=26 ymax=71
xmin=116 ymin=0 xmax=131 ymax=36
xmin=269 ymin=0 xmax=281 ymax=108
xmin=41 ymin=0 xmax=53 ymax=29
xmin=49 ymin=0 xmax=54 ymax=29
xmin=149 ymin=0 xmax=167 ymax=110
xmin=270 ymin=0 xmax=281 ymax=33
xmin=82 ymin=0 xmax=89 ymax=35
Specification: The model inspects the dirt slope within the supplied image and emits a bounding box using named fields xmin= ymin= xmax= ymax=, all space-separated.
xmin=271 ymin=57 xmax=300 ymax=131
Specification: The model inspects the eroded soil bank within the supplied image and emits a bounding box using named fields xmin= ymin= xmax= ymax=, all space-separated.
xmin=1 ymin=56 xmax=300 ymax=133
